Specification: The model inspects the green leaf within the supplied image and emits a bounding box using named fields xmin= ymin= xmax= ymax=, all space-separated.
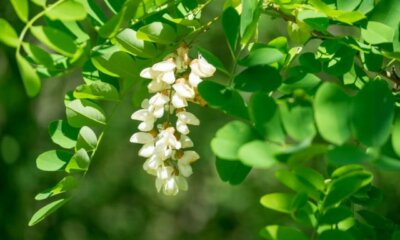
xmin=234 ymin=66 xmax=282 ymax=92
xmin=279 ymin=72 xmax=321 ymax=94
xmin=0 ymin=18 xmax=19 ymax=48
xmin=35 ymin=176 xmax=78 ymax=200
xmin=66 ymin=148 xmax=90 ymax=172
xmin=319 ymin=230 xmax=354 ymax=240
xmin=308 ymin=0 xmax=365 ymax=24
xmin=260 ymin=225 xmax=309 ymax=240
xmin=336 ymin=0 xmax=361 ymax=11
xmin=115 ymin=28 xmax=157 ymax=58
xmin=23 ymin=43 xmax=54 ymax=69
xmin=326 ymin=145 xmax=372 ymax=165
xmin=297 ymin=10 xmax=329 ymax=32
xmin=392 ymin=114 xmax=400 ymax=157
xmin=36 ymin=150 xmax=73 ymax=171
xmin=238 ymin=140 xmax=280 ymax=169
xmin=299 ymin=53 xmax=321 ymax=73
xmin=75 ymin=126 xmax=97 ymax=151
xmin=91 ymin=47 xmax=138 ymax=79
xmin=322 ymin=44 xmax=356 ymax=77
xmin=240 ymin=0 xmax=260 ymax=45
xmin=74 ymin=81 xmax=120 ymax=101
xmin=49 ymin=120 xmax=79 ymax=149
xmin=249 ymin=93 xmax=285 ymax=143
xmin=30 ymin=26 xmax=77 ymax=57
xmin=65 ymin=99 xmax=107 ymax=127
xmin=314 ymin=83 xmax=352 ymax=145
xmin=31 ymin=0 xmax=46 ymax=7
xmin=275 ymin=168 xmax=323 ymax=200
xmin=215 ymin=157 xmax=252 ymax=185
xmin=198 ymin=81 xmax=249 ymax=119
xmin=319 ymin=206 xmax=353 ymax=225
xmin=357 ymin=210 xmax=393 ymax=230
xmin=280 ymin=102 xmax=316 ymax=142
xmin=238 ymin=47 xmax=284 ymax=66
xmin=211 ymin=121 xmax=256 ymax=160
xmin=75 ymin=0 xmax=106 ymax=26
xmin=137 ymin=22 xmax=177 ymax=44
xmin=10 ymin=0 xmax=29 ymax=22
xmin=45 ymin=0 xmax=87 ymax=21
xmin=28 ymin=198 xmax=68 ymax=226
xmin=222 ymin=7 xmax=240 ymax=51
xmin=362 ymin=52 xmax=383 ymax=72
xmin=16 ymin=54 xmax=41 ymax=97
xmin=352 ymin=80 xmax=394 ymax=147
xmin=260 ymin=193 xmax=296 ymax=213
xmin=370 ymin=0 xmax=400 ymax=28
xmin=323 ymin=169 xmax=373 ymax=208
xmin=361 ymin=21 xmax=395 ymax=45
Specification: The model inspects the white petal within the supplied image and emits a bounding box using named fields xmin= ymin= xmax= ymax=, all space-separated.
xmin=152 ymin=60 xmax=176 ymax=72
xmin=140 ymin=68 xmax=153 ymax=79
xmin=131 ymin=109 xmax=149 ymax=121
xmin=180 ymin=135 xmax=193 ymax=148
xmin=148 ymin=80 xmax=168 ymax=93
xmin=138 ymin=120 xmax=154 ymax=131
xmin=155 ymin=178 xmax=164 ymax=192
xmin=163 ymin=177 xmax=179 ymax=196
xmin=176 ymin=176 xmax=188 ymax=191
xmin=177 ymin=111 xmax=200 ymax=125
xmin=143 ymin=156 xmax=161 ymax=175
xmin=161 ymin=71 xmax=176 ymax=84
xmin=153 ymin=106 xmax=165 ymax=118
xmin=130 ymin=132 xmax=154 ymax=144
xmin=171 ymin=94 xmax=187 ymax=108
xmin=139 ymin=143 xmax=155 ymax=157
xmin=178 ymin=162 xmax=193 ymax=177
xmin=157 ymin=166 xmax=173 ymax=180
xmin=176 ymin=120 xmax=189 ymax=135
xmin=198 ymin=55 xmax=216 ymax=77
xmin=173 ymin=83 xmax=195 ymax=98
xmin=149 ymin=93 xmax=169 ymax=106
xmin=180 ymin=150 xmax=200 ymax=163
xmin=188 ymin=73 xmax=202 ymax=87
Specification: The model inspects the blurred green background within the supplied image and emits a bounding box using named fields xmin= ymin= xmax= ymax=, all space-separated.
xmin=1 ymin=1 xmax=400 ymax=240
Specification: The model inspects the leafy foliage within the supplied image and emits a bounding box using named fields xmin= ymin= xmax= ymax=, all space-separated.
xmin=1 ymin=0 xmax=400 ymax=238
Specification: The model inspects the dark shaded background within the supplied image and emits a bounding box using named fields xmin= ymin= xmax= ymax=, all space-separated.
xmin=1 ymin=1 xmax=400 ymax=240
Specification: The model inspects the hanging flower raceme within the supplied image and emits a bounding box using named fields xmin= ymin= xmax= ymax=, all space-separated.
xmin=130 ymin=45 xmax=216 ymax=196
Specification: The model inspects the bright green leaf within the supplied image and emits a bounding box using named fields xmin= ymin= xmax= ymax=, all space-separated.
xmin=16 ymin=54 xmax=41 ymax=97
xmin=361 ymin=21 xmax=395 ymax=45
xmin=30 ymin=26 xmax=77 ymax=57
xmin=260 ymin=193 xmax=296 ymax=213
xmin=0 ymin=18 xmax=19 ymax=48
xmin=65 ymin=99 xmax=107 ymax=127
xmin=36 ymin=150 xmax=73 ymax=171
xmin=280 ymin=102 xmax=316 ymax=142
xmin=238 ymin=140 xmax=280 ymax=168
xmin=74 ymin=81 xmax=120 ymax=101
xmin=45 ymin=0 xmax=87 ymax=21
xmin=238 ymin=47 xmax=284 ymax=66
xmin=115 ymin=28 xmax=157 ymax=58
xmin=336 ymin=0 xmax=361 ymax=11
xmin=48 ymin=120 xmax=79 ymax=149
xmin=314 ymin=82 xmax=352 ymax=145
xmin=66 ymin=148 xmax=90 ymax=172
xmin=326 ymin=145 xmax=372 ymax=165
xmin=75 ymin=126 xmax=97 ymax=151
xmin=28 ymin=199 xmax=68 ymax=226
xmin=137 ymin=22 xmax=177 ymax=44
xmin=211 ymin=121 xmax=256 ymax=160
xmin=298 ymin=10 xmax=329 ymax=32
xmin=35 ymin=176 xmax=78 ymax=200
xmin=10 ymin=0 xmax=29 ymax=22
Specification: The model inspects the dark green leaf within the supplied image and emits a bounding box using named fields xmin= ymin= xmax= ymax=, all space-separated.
xmin=299 ymin=53 xmax=321 ymax=73
xmin=211 ymin=121 xmax=256 ymax=160
xmin=352 ymin=80 xmax=394 ymax=147
xmin=215 ymin=157 xmax=252 ymax=185
xmin=35 ymin=176 xmax=78 ymax=200
xmin=314 ymin=82 xmax=352 ymax=145
xmin=28 ymin=199 xmax=68 ymax=226
xmin=260 ymin=225 xmax=309 ymax=240
xmin=234 ymin=66 xmax=282 ymax=92
xmin=0 ymin=18 xmax=19 ymax=48
xmin=319 ymin=230 xmax=354 ymax=240
xmin=222 ymin=7 xmax=240 ymax=51
xmin=48 ymin=120 xmax=79 ymax=149
xmin=249 ymin=93 xmax=285 ymax=143
xmin=36 ymin=150 xmax=73 ymax=171
xmin=319 ymin=207 xmax=353 ymax=225
xmin=370 ymin=0 xmax=400 ymax=28
xmin=326 ymin=145 xmax=372 ymax=165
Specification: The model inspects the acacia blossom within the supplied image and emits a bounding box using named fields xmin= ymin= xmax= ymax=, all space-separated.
xmin=130 ymin=45 xmax=216 ymax=196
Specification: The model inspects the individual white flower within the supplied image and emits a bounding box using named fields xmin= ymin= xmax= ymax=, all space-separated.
xmin=140 ymin=58 xmax=177 ymax=92
xmin=176 ymin=111 xmax=200 ymax=134
xmin=162 ymin=177 xmax=179 ymax=196
xmin=130 ymin=132 xmax=156 ymax=157
xmin=177 ymin=151 xmax=200 ymax=177
xmin=148 ymin=93 xmax=169 ymax=118
xmin=180 ymin=134 xmax=194 ymax=148
xmin=143 ymin=155 xmax=163 ymax=175
xmin=171 ymin=93 xmax=188 ymax=108
xmin=188 ymin=55 xmax=216 ymax=87
xmin=131 ymin=109 xmax=155 ymax=131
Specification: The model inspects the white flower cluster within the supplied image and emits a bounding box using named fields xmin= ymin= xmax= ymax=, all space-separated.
xmin=130 ymin=45 xmax=216 ymax=196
